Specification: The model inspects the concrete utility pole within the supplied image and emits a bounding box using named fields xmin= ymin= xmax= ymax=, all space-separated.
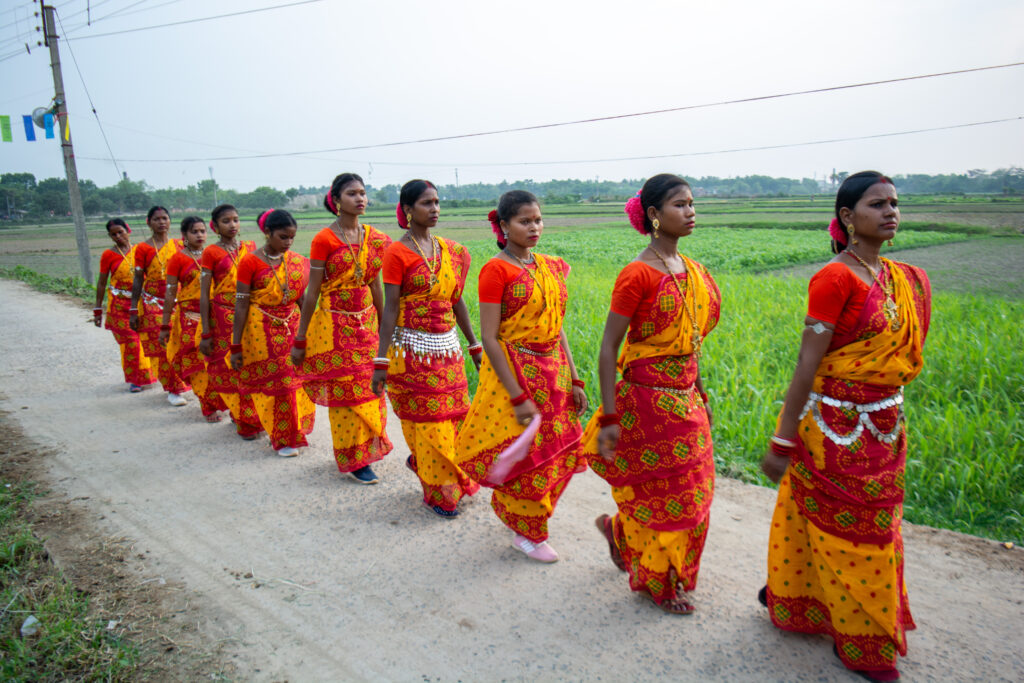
xmin=41 ymin=2 xmax=92 ymax=282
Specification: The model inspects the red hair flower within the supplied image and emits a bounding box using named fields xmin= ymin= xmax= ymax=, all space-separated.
xmin=488 ymin=209 xmax=505 ymax=247
xmin=325 ymin=192 xmax=338 ymax=215
xmin=395 ymin=203 xmax=409 ymax=229
xmin=624 ymin=191 xmax=645 ymax=235
xmin=828 ymin=217 xmax=847 ymax=245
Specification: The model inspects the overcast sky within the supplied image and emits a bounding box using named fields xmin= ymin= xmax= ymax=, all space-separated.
xmin=1 ymin=0 xmax=1022 ymax=192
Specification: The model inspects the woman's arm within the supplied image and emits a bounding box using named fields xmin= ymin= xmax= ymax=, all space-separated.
xmin=229 ymin=282 xmax=251 ymax=370
xmin=480 ymin=301 xmax=538 ymax=424
xmin=290 ymin=260 xmax=325 ymax=365
xmin=93 ymin=271 xmax=108 ymax=327
xmin=128 ymin=267 xmax=144 ymax=331
xmin=369 ymin=276 xmax=384 ymax=331
xmin=198 ymin=269 xmax=214 ymax=357
xmin=596 ymin=312 xmax=631 ymax=461
xmin=158 ymin=276 xmax=178 ymax=346
xmin=371 ymin=283 xmax=402 ymax=396
xmin=694 ymin=366 xmax=712 ymax=427
xmin=559 ymin=327 xmax=589 ymax=415
xmin=760 ymin=317 xmax=834 ymax=482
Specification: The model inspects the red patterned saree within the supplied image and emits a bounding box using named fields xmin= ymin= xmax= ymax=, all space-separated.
xmin=102 ymin=246 xmax=156 ymax=386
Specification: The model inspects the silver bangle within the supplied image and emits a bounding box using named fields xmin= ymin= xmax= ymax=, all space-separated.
xmin=770 ymin=435 xmax=797 ymax=448
xmin=235 ymin=293 xmax=249 ymax=299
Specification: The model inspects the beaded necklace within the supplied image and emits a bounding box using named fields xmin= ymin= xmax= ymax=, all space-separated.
xmin=333 ymin=222 xmax=365 ymax=281
xmin=846 ymin=249 xmax=901 ymax=331
xmin=648 ymin=245 xmax=702 ymax=358
xmin=408 ymin=234 xmax=440 ymax=288
xmin=504 ymin=248 xmax=545 ymax=312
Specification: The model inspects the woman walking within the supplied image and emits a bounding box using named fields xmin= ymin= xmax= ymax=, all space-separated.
xmin=199 ymin=204 xmax=264 ymax=439
xmin=372 ymin=179 xmax=481 ymax=516
xmin=230 ymin=209 xmax=314 ymax=457
xmin=585 ymin=174 xmax=720 ymax=614
xmin=455 ymin=191 xmax=587 ymax=561
xmin=158 ymin=216 xmax=227 ymax=422
xmin=759 ymin=172 xmax=930 ymax=681
xmin=94 ymin=218 xmax=157 ymax=391
xmin=129 ymin=206 xmax=191 ymax=405
xmin=291 ymin=173 xmax=393 ymax=483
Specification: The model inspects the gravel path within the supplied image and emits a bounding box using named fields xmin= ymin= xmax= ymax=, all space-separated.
xmin=0 ymin=279 xmax=1021 ymax=682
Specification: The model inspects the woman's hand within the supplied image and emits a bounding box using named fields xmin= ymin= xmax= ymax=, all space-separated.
xmin=471 ymin=352 xmax=482 ymax=371
xmin=513 ymin=398 xmax=539 ymax=427
xmin=597 ymin=424 xmax=620 ymax=462
xmin=371 ymin=368 xmax=387 ymax=396
xmin=571 ymin=385 xmax=588 ymax=415
xmin=158 ymin=329 xmax=169 ymax=347
xmin=704 ymin=401 xmax=714 ymax=428
xmin=290 ymin=346 xmax=306 ymax=366
xmin=199 ymin=338 xmax=212 ymax=357
xmin=93 ymin=312 xmax=102 ymax=328
xmin=230 ymin=352 xmax=243 ymax=370
xmin=761 ymin=449 xmax=789 ymax=483
xmin=128 ymin=311 xmax=139 ymax=331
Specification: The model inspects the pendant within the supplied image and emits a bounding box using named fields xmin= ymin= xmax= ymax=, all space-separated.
xmin=883 ymin=299 xmax=900 ymax=330
xmin=428 ymin=274 xmax=438 ymax=288
xmin=354 ymin=265 xmax=364 ymax=282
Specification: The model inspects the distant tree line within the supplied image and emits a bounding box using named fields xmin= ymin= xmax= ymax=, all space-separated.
xmin=2 ymin=167 xmax=1022 ymax=220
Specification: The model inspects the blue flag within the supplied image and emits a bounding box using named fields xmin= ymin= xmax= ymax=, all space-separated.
xmin=44 ymin=113 xmax=54 ymax=139
xmin=23 ymin=115 xmax=36 ymax=141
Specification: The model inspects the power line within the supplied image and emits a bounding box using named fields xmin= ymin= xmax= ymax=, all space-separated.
xmin=64 ymin=0 xmax=325 ymax=39
xmin=73 ymin=60 xmax=1024 ymax=163
xmin=55 ymin=8 xmax=122 ymax=179
xmin=77 ymin=116 xmax=1023 ymax=167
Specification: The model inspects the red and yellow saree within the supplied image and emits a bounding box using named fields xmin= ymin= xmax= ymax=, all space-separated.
xmin=766 ymin=259 xmax=931 ymax=675
xmin=203 ymin=242 xmax=262 ymax=437
xmin=135 ymin=239 xmax=189 ymax=394
xmin=382 ymin=238 xmax=478 ymax=512
xmin=299 ymin=225 xmax=393 ymax=472
xmin=236 ymin=252 xmax=314 ymax=450
xmin=100 ymin=246 xmax=156 ymax=387
xmin=583 ymin=257 xmax=721 ymax=604
xmin=455 ymin=254 xmax=582 ymax=542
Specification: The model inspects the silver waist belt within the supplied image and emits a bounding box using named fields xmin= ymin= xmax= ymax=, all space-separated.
xmin=799 ymin=388 xmax=904 ymax=446
xmin=391 ymin=326 xmax=462 ymax=359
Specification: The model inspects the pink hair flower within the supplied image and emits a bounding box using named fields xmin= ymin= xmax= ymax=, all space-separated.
xmin=828 ymin=217 xmax=847 ymax=245
xmin=624 ymin=192 xmax=646 ymax=234
xmin=395 ymin=203 xmax=409 ymax=229
xmin=488 ymin=209 xmax=505 ymax=246
xmin=257 ymin=209 xmax=274 ymax=234
xmin=325 ymin=191 xmax=338 ymax=215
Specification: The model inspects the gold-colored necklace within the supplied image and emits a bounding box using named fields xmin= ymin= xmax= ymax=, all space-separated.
xmin=505 ymin=249 xmax=546 ymax=312
xmin=648 ymin=245 xmax=702 ymax=358
xmin=846 ymin=249 xmax=900 ymax=331
xmin=334 ymin=222 xmax=365 ymax=281
xmin=408 ymin=234 xmax=439 ymax=288
xmin=262 ymin=249 xmax=289 ymax=297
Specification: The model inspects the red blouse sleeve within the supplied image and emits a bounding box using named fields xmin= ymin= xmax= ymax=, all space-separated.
xmin=478 ymin=259 xmax=516 ymax=304
xmin=201 ymin=245 xmax=224 ymax=270
xmin=309 ymin=228 xmax=341 ymax=262
xmin=165 ymin=252 xmax=186 ymax=279
xmin=134 ymin=242 xmax=155 ymax=270
xmin=382 ymin=243 xmax=409 ymax=286
xmin=807 ymin=263 xmax=859 ymax=324
xmin=235 ymin=254 xmax=261 ymax=287
xmin=609 ymin=262 xmax=650 ymax=318
xmin=99 ymin=250 xmax=118 ymax=275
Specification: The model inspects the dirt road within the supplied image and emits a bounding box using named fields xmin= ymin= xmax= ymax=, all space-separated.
xmin=1 ymin=278 xmax=1021 ymax=681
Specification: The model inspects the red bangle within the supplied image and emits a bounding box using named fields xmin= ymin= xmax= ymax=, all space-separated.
xmin=469 ymin=346 xmax=483 ymax=356
xmin=509 ymin=392 xmax=528 ymax=406
xmin=598 ymin=413 xmax=620 ymax=427
xmin=230 ymin=343 xmax=242 ymax=354
xmin=373 ymin=361 xmax=390 ymax=370
xmin=770 ymin=440 xmax=798 ymax=458
xmin=201 ymin=332 xmax=214 ymax=340
xmin=93 ymin=307 xmax=102 ymax=313
xmin=160 ymin=324 xmax=171 ymax=331
xmin=571 ymin=379 xmax=585 ymax=389
xmin=292 ymin=338 xmax=307 ymax=349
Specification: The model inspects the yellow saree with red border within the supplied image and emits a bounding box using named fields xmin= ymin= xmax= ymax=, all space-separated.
xmin=583 ymin=256 xmax=721 ymax=604
xmin=205 ymin=241 xmax=262 ymax=437
xmin=137 ymin=239 xmax=189 ymax=394
xmin=386 ymin=238 xmax=478 ymax=511
xmin=238 ymin=252 xmax=314 ymax=450
xmin=766 ymin=259 xmax=931 ymax=674
xmin=299 ymin=225 xmax=393 ymax=472
xmin=104 ymin=246 xmax=156 ymax=386
xmin=455 ymin=254 xmax=583 ymax=542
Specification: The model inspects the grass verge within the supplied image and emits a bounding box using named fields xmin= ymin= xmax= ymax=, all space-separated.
xmin=0 ymin=265 xmax=93 ymax=303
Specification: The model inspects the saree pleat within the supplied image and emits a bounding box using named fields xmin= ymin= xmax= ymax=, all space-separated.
xmin=583 ymin=257 xmax=721 ymax=604
xmin=455 ymin=254 xmax=582 ymax=542
xmin=766 ymin=259 xmax=930 ymax=674
xmin=385 ymin=239 xmax=477 ymax=511
xmin=167 ymin=258 xmax=226 ymax=417
xmin=238 ymin=252 xmax=314 ymax=450
xmin=137 ymin=239 xmax=189 ymax=394
xmin=299 ymin=226 xmax=393 ymax=471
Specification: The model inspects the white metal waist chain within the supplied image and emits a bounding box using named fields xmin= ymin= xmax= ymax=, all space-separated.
xmin=391 ymin=326 xmax=462 ymax=361
xmin=799 ymin=388 xmax=905 ymax=446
